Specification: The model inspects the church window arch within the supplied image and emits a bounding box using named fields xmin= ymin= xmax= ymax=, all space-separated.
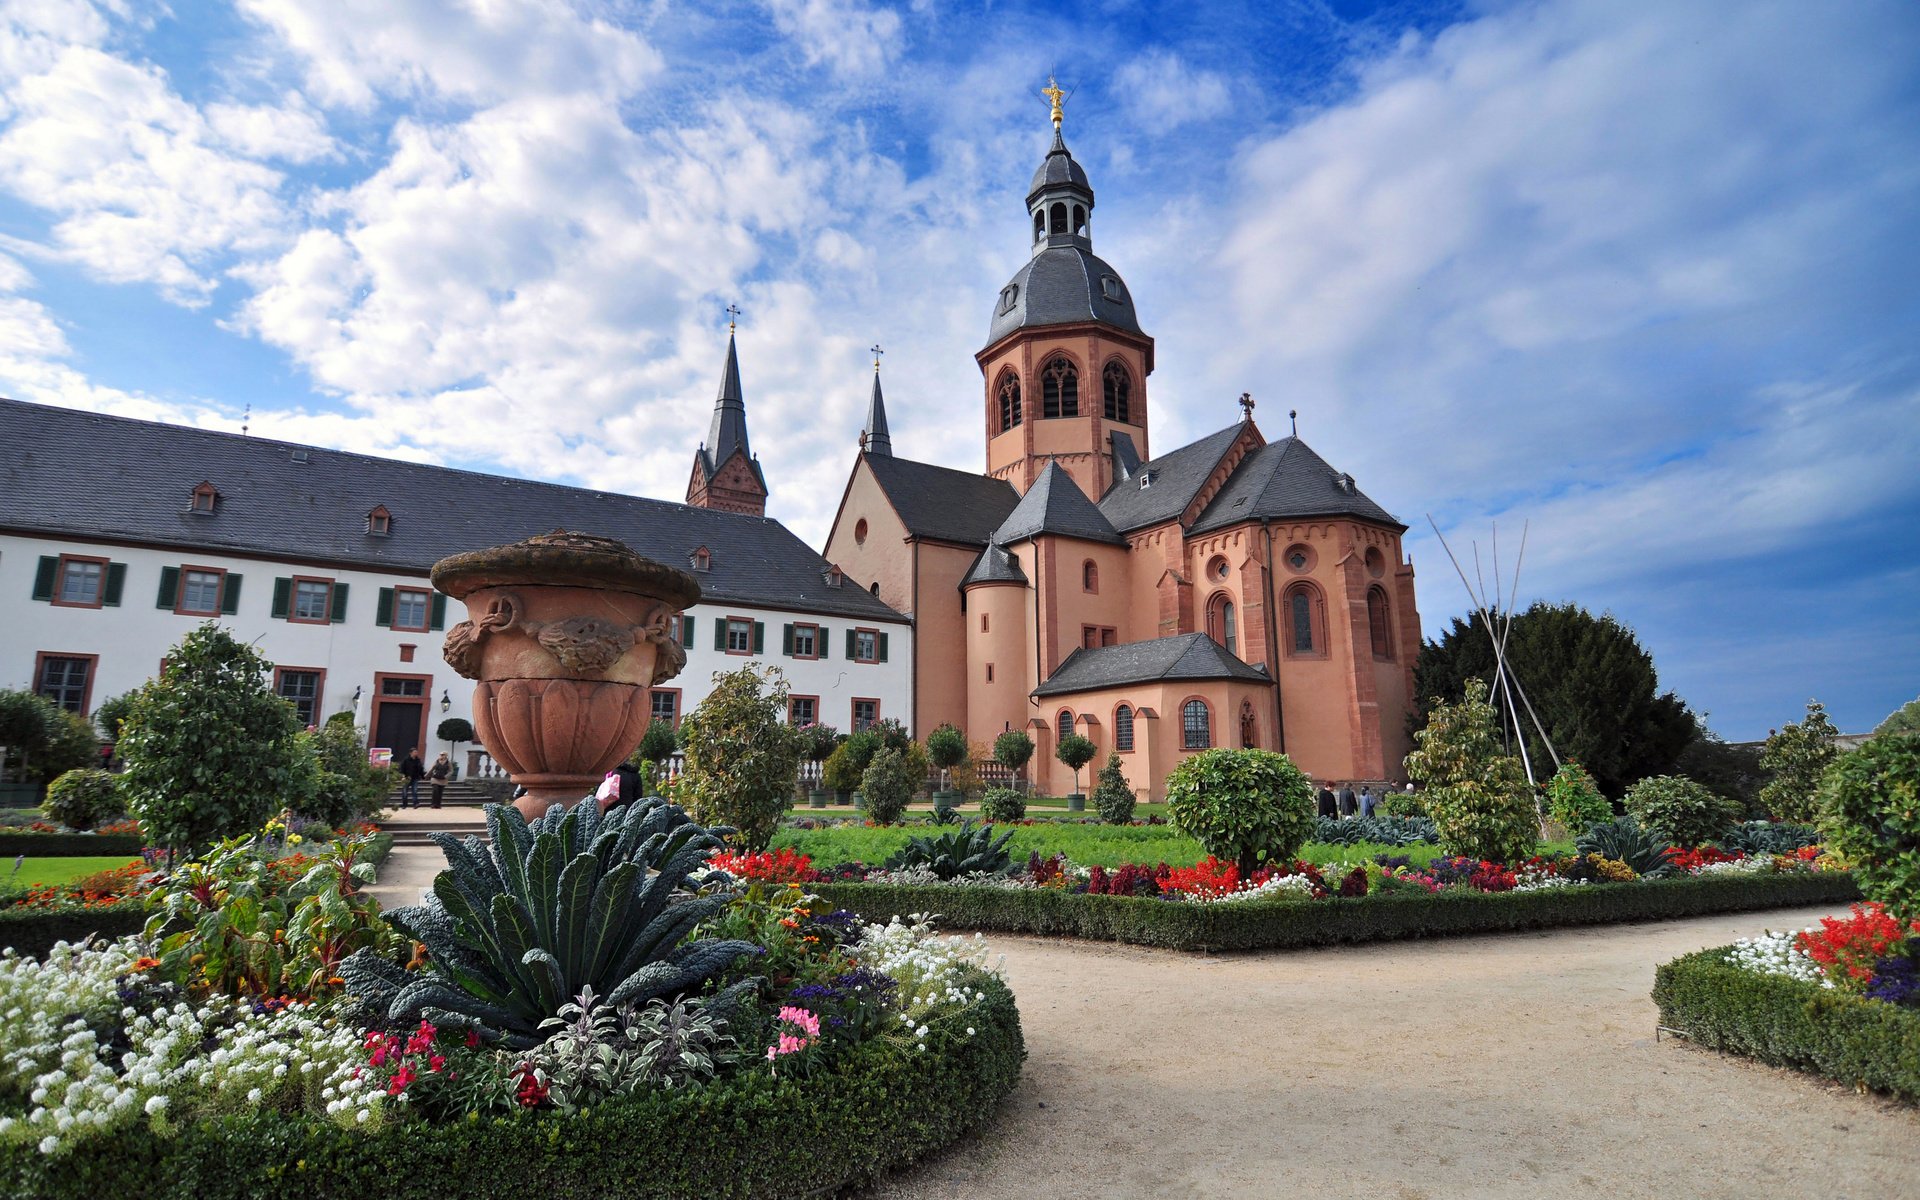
xmin=997 ymin=369 xmax=1023 ymax=432
xmin=1181 ymin=698 xmax=1212 ymax=750
xmin=1033 ymin=211 xmax=1045 ymax=243
xmin=1057 ymin=709 xmax=1075 ymax=745
xmin=1049 ymin=202 xmax=1068 ymax=235
xmin=1041 ymin=356 xmax=1080 ymax=419
xmin=1082 ymin=559 xmax=1098 ymax=593
xmin=1367 ymin=586 xmax=1393 ymax=659
xmin=1207 ymin=592 xmax=1237 ymax=656
xmin=1114 ymin=704 xmax=1135 ymax=752
xmin=1284 ymin=582 xmax=1327 ymax=657
xmin=1072 ymin=204 xmax=1086 ymax=236
xmin=1103 ymin=360 xmax=1133 ymax=423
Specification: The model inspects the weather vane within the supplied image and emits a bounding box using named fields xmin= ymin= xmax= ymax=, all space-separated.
xmin=1041 ymin=74 xmax=1070 ymax=127
xmin=725 ymin=302 xmax=741 ymax=333
xmin=870 ymin=343 xmax=884 ymax=371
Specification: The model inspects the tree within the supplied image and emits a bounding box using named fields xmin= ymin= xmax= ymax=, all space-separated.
xmin=119 ymin=625 xmax=312 ymax=853
xmin=1405 ymin=678 xmax=1539 ymax=863
xmin=93 ymin=691 xmax=136 ymax=743
xmin=1873 ymin=697 xmax=1920 ymax=740
xmin=925 ymin=723 xmax=969 ymax=787
xmin=860 ymin=746 xmax=916 ymax=825
xmin=993 ymin=730 xmax=1035 ymax=789
xmin=1056 ymin=734 xmax=1097 ymax=796
xmin=1412 ymin=602 xmax=1694 ymax=796
xmin=1820 ymin=731 xmax=1920 ymax=924
xmin=1623 ymin=775 xmax=1740 ymax=847
xmin=306 ymin=718 xmax=390 ymax=827
xmin=1758 ymin=699 xmax=1841 ymax=822
xmin=1673 ymin=716 xmax=1767 ymax=815
xmin=0 ymin=690 xmax=96 ymax=786
xmin=1543 ymin=761 xmax=1610 ymax=836
xmin=1165 ymin=748 xmax=1315 ymax=879
xmin=675 ymin=664 xmax=801 ymax=851
xmin=629 ymin=718 xmax=680 ymax=796
xmin=1091 ymin=752 xmax=1136 ymax=825
xmin=436 ymin=716 xmax=474 ymax=762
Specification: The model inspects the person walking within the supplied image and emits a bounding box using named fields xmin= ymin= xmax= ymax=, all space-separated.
xmin=427 ymin=752 xmax=451 ymax=809
xmin=1359 ymin=785 xmax=1376 ymax=818
xmin=398 ymin=747 xmax=425 ymax=809
xmin=1317 ymin=782 xmax=1337 ymax=819
xmin=1337 ymin=782 xmax=1357 ymax=818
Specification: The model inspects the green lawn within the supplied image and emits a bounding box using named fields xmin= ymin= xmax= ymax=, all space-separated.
xmin=2 ymin=857 xmax=143 ymax=886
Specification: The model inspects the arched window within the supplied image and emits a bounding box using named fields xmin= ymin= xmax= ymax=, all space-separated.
xmin=1057 ymin=710 xmax=1074 ymax=744
xmin=1114 ymin=704 xmax=1135 ymax=751
xmin=1207 ymin=593 xmax=1237 ymax=656
xmin=1072 ymin=204 xmax=1086 ymax=236
xmin=1033 ymin=211 xmax=1045 ymax=243
xmin=1082 ymin=560 xmax=1098 ymax=592
xmin=1041 ymin=356 xmax=1079 ymax=419
xmin=997 ymin=370 xmax=1023 ymax=432
xmin=1102 ymin=361 xmax=1132 ymax=423
xmin=1181 ymin=699 xmax=1211 ymax=750
xmin=1286 ymin=584 xmax=1323 ymax=655
xmin=1049 ymin=202 xmax=1068 ymax=235
xmin=1368 ymin=586 xmax=1393 ymax=659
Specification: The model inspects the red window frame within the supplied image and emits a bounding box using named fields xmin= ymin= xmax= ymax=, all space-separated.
xmin=790 ymin=623 xmax=821 ymax=660
xmin=50 ymin=554 xmax=109 ymax=609
xmin=851 ymin=697 xmax=880 ymax=731
xmin=273 ymin=666 xmax=328 ymax=729
xmin=724 ymin=616 xmax=755 ymax=655
xmin=853 ymin=627 xmax=880 ymax=663
xmin=391 ymin=587 xmax=433 ymax=634
xmin=289 ymin=575 xmax=336 ymax=625
xmin=788 ymin=694 xmax=820 ymax=726
xmin=175 ymin=564 xmax=228 ymax=617
xmin=370 ymin=671 xmax=434 ymax=756
xmin=33 ymin=651 xmax=98 ymax=715
xmin=649 ymin=687 xmax=682 ymax=728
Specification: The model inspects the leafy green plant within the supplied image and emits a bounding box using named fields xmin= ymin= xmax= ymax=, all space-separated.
xmin=92 ymin=692 xmax=135 ymax=743
xmin=1820 ymin=730 xmax=1920 ymax=923
xmin=795 ymin=722 xmax=840 ymax=764
xmin=1311 ymin=815 xmax=1438 ymax=846
xmin=340 ymin=798 xmax=757 ymax=1048
xmin=823 ymin=730 xmax=880 ymax=795
xmin=979 ymin=787 xmax=1027 ymax=823
xmin=1714 ymin=821 xmax=1821 ymax=856
xmin=1544 ymin=761 xmax=1611 ymax=836
xmin=1091 ymin=752 xmax=1135 ymax=825
xmin=521 ymin=985 xmax=739 ymax=1113
xmin=1164 ymin=747 xmax=1315 ymax=878
xmin=993 ymin=730 xmax=1035 ymax=788
xmin=859 ymin=747 xmax=916 ymax=825
xmin=1759 ymin=699 xmax=1841 ymax=823
xmin=1575 ymin=817 xmax=1678 ymax=879
xmin=925 ymin=724 xmax=968 ymax=780
xmin=41 ymin=769 xmax=122 ymax=831
xmin=1376 ymin=787 xmax=1427 ymax=819
xmin=119 ymin=626 xmax=314 ymax=853
xmin=676 ymin=664 xmax=801 ymax=851
xmin=0 ymin=690 xmax=97 ymax=786
xmin=883 ymin=820 xmax=1016 ymax=880
xmin=1405 ymin=678 xmax=1539 ymax=863
xmin=1623 ymin=774 xmax=1740 ymax=847
xmin=1874 ymin=698 xmax=1920 ymax=740
xmin=1055 ymin=734 xmax=1097 ymax=795
xmin=437 ymin=717 xmax=475 ymax=765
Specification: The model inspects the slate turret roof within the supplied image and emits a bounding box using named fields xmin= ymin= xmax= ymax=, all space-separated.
xmin=1032 ymin=632 xmax=1271 ymax=698
xmin=862 ymin=369 xmax=892 ymax=457
xmin=1188 ymin=436 xmax=1404 ymax=534
xmin=959 ymin=543 xmax=1027 ymax=587
xmin=990 ymin=460 xmax=1125 ymax=545
xmin=861 ymin=455 xmax=1020 ymax=546
xmin=0 ymin=397 xmax=903 ymax=624
xmin=696 ymin=333 xmax=766 ymax=489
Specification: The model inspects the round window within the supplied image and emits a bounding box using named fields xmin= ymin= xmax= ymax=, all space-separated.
xmin=1365 ymin=546 xmax=1385 ymax=578
xmin=1285 ymin=544 xmax=1314 ymax=573
xmin=854 ymin=518 xmax=868 ymax=545
xmin=1208 ymin=555 xmax=1229 ymax=581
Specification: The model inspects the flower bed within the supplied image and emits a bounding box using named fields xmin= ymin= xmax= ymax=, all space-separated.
xmin=1653 ymin=904 xmax=1920 ymax=1102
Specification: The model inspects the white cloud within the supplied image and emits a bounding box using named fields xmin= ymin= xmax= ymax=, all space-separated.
xmin=1113 ymin=50 xmax=1231 ymax=134
xmin=205 ymin=96 xmax=337 ymax=163
xmin=764 ymin=0 xmax=904 ymax=79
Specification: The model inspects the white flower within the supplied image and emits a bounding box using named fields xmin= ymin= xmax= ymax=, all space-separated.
xmin=38 ymin=1135 xmax=56 ymax=1155
xmin=144 ymin=1094 xmax=168 ymax=1115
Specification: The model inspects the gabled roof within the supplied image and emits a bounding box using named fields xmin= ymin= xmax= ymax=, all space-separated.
xmin=1096 ymin=422 xmax=1244 ymax=534
xmin=862 ymin=454 xmax=1020 ymax=546
xmin=0 ymin=397 xmax=904 ymax=624
xmin=1189 ymin=436 xmax=1404 ymax=534
xmin=990 ymin=460 xmax=1125 ymax=545
xmin=960 ymin=543 xmax=1027 ymax=587
xmin=1033 ymin=632 xmax=1271 ymax=698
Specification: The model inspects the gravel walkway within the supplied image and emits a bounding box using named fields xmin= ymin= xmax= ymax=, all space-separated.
xmin=862 ymin=906 xmax=1919 ymax=1200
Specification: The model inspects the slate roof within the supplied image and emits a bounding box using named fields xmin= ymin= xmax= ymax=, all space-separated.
xmin=1033 ymin=633 xmax=1271 ymax=698
xmin=1028 ymin=127 xmax=1092 ymax=200
xmin=959 ymin=543 xmax=1027 ymax=587
xmin=861 ymin=454 xmax=1020 ymax=546
xmin=987 ymin=245 xmax=1142 ymax=346
xmin=1189 ymin=436 xmax=1404 ymax=534
xmin=990 ymin=461 xmax=1125 ymax=545
xmin=1095 ymin=422 xmax=1244 ymax=534
xmin=0 ymin=397 xmax=905 ymax=624
xmin=696 ymin=334 xmax=766 ymax=489
xmin=861 ymin=370 xmax=892 ymax=457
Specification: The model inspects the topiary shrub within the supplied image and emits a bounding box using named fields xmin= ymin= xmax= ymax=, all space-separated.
xmin=795 ymin=722 xmax=840 ymax=764
xmin=1091 ymin=752 xmax=1135 ymax=825
xmin=1164 ymin=747 xmax=1315 ymax=879
xmin=979 ymin=787 xmax=1027 ymax=823
xmin=41 ymin=769 xmax=122 ymax=831
xmin=1545 ymin=761 xmax=1611 ymax=836
xmin=1055 ymin=734 xmax=1096 ymax=796
xmin=993 ymin=730 xmax=1035 ymax=789
xmin=925 ymin=723 xmax=968 ymax=781
xmin=860 ymin=746 xmax=916 ymax=826
xmin=1404 ymin=679 xmax=1538 ymax=863
xmin=1623 ymin=774 xmax=1740 ymax=847
xmin=1820 ymin=730 xmax=1920 ymax=923
xmin=676 ymin=664 xmax=801 ymax=852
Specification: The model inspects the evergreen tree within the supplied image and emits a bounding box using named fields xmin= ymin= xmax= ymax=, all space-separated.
xmin=1412 ymin=601 xmax=1693 ymax=796
xmin=1758 ymin=699 xmax=1841 ymax=823
xmin=1873 ymin=697 xmax=1920 ymax=740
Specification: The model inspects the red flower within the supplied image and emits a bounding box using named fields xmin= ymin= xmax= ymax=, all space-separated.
xmin=386 ymin=1064 xmax=416 ymax=1096
xmin=513 ymin=1066 xmax=550 ymax=1108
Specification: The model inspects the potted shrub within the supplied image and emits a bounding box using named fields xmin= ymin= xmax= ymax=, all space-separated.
xmin=798 ymin=722 xmax=840 ymax=807
xmin=926 ymin=723 xmax=968 ymax=817
xmin=993 ymin=729 xmax=1035 ymax=793
xmin=830 ymin=729 xmax=882 ymax=808
xmin=631 ymin=717 xmax=679 ymax=794
xmin=1056 ymin=733 xmax=1097 ymax=811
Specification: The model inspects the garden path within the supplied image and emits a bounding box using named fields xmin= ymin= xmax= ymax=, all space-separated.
xmin=863 ymin=906 xmax=1919 ymax=1200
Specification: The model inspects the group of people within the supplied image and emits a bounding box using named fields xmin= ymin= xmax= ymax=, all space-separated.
xmin=394 ymin=747 xmax=452 ymax=808
xmin=1314 ymin=779 xmax=1411 ymax=819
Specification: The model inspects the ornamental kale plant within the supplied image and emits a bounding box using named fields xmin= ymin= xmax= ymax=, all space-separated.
xmin=884 ymin=820 xmax=1017 ymax=880
xmin=340 ymin=798 xmax=758 ymax=1049
xmin=1575 ymin=817 xmax=1678 ymax=879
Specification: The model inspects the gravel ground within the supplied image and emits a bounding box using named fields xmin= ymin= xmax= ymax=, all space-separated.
xmin=860 ymin=906 xmax=1918 ymax=1200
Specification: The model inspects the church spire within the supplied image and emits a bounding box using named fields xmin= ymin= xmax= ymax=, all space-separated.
xmin=863 ymin=348 xmax=892 ymax=457
xmin=706 ymin=330 xmax=750 ymax=468
xmin=686 ymin=316 xmax=768 ymax=516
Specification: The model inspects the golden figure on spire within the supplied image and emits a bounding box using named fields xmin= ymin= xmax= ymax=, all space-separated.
xmin=1042 ymin=75 xmax=1066 ymax=126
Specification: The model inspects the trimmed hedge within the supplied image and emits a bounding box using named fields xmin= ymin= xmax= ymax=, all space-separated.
xmin=1653 ymin=948 xmax=1920 ymax=1103
xmin=0 ymin=832 xmax=143 ymax=858
xmin=813 ymin=871 xmax=1862 ymax=952
xmin=0 ymin=905 xmax=147 ymax=957
xmin=0 ymin=971 xmax=1024 ymax=1200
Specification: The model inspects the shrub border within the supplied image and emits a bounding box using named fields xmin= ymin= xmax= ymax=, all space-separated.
xmin=812 ymin=872 xmax=1861 ymax=952
xmin=0 ymin=971 xmax=1025 ymax=1200
xmin=0 ymin=832 xmax=144 ymax=858
xmin=1653 ymin=948 xmax=1920 ymax=1103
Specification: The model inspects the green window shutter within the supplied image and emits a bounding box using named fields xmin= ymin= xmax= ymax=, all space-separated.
xmin=32 ymin=556 xmax=57 ymax=601
xmin=782 ymin=623 xmax=794 ymax=656
xmin=219 ymin=573 xmax=242 ymax=614
xmin=818 ymin=627 xmax=829 ymax=658
xmin=752 ymin=621 xmax=765 ymax=653
xmin=681 ymin=615 xmax=694 ymax=644
xmin=430 ymin=592 xmax=448 ymax=631
xmin=271 ymin=576 xmax=291 ymax=619
xmin=376 ymin=587 xmax=394 ymax=628
xmin=845 ymin=629 xmax=856 ymax=659
xmin=330 ymin=582 xmax=350 ymax=623
xmin=878 ymin=631 xmax=889 ymax=662
xmin=103 ymin=563 xmax=126 ymax=607
xmin=713 ymin=618 xmax=726 ymax=651
xmin=156 ymin=567 xmax=181 ymax=610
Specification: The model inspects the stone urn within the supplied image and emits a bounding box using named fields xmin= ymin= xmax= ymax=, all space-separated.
xmin=432 ymin=531 xmax=700 ymax=821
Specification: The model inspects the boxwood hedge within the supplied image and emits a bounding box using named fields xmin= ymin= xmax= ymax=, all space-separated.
xmin=0 ymin=832 xmax=144 ymax=858
xmin=1653 ymin=948 xmax=1920 ymax=1103
xmin=812 ymin=872 xmax=1861 ymax=952
xmin=0 ymin=905 xmax=147 ymax=957
xmin=0 ymin=970 xmax=1024 ymax=1200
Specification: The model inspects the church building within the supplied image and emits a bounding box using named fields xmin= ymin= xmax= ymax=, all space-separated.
xmin=824 ymin=98 xmax=1422 ymax=800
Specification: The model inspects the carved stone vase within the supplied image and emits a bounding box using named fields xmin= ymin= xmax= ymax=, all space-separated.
xmin=432 ymin=531 xmax=700 ymax=820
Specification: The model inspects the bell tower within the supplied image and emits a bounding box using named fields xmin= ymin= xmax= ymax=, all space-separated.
xmin=977 ymin=79 xmax=1154 ymax=501
xmin=686 ymin=310 xmax=769 ymax=516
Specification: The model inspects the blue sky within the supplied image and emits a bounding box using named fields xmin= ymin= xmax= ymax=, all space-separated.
xmin=0 ymin=0 xmax=1915 ymax=739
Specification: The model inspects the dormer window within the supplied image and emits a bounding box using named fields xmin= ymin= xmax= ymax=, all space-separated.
xmin=188 ymin=481 xmax=219 ymax=515
xmin=1100 ymin=274 xmax=1123 ymax=302
xmin=824 ymin=566 xmax=844 ymax=588
xmin=366 ymin=506 xmax=392 ymax=537
xmin=691 ymin=547 xmax=711 ymax=572
xmin=1139 ymin=470 xmax=1156 ymax=490
xmin=998 ymin=284 xmax=1019 ymax=314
